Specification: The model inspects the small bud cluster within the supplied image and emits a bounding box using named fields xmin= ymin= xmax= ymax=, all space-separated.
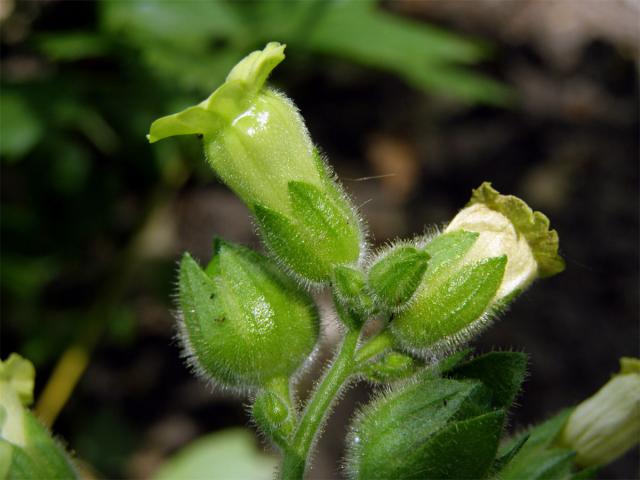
xmin=149 ymin=42 xmax=566 ymax=394
xmin=146 ymin=43 xmax=585 ymax=477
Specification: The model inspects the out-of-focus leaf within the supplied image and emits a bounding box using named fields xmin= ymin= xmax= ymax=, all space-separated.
xmin=154 ymin=429 xmax=277 ymax=480
xmin=106 ymin=306 xmax=136 ymax=346
xmin=101 ymin=0 xmax=245 ymax=48
xmin=73 ymin=408 xmax=139 ymax=477
xmin=0 ymin=256 xmax=59 ymax=302
xmin=50 ymin=142 xmax=92 ymax=194
xmin=36 ymin=32 xmax=111 ymax=61
xmin=305 ymin=0 xmax=512 ymax=105
xmin=499 ymin=409 xmax=589 ymax=480
xmin=0 ymin=93 xmax=44 ymax=160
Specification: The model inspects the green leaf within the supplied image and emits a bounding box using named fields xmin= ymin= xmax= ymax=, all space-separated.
xmin=101 ymin=0 xmax=245 ymax=49
xmin=492 ymin=433 xmax=530 ymax=473
xmin=368 ymin=245 xmax=430 ymax=309
xmin=501 ymin=448 xmax=576 ymax=480
xmin=499 ymin=409 xmax=579 ymax=480
xmin=571 ymin=466 xmax=599 ymax=479
xmin=346 ymin=377 xmax=491 ymax=479
xmin=0 ymin=93 xmax=44 ymax=160
xmin=405 ymin=409 xmax=505 ymax=480
xmin=448 ymin=351 xmax=528 ymax=410
xmin=333 ymin=265 xmax=367 ymax=301
xmin=432 ymin=348 xmax=473 ymax=375
xmin=36 ymin=32 xmax=110 ymax=61
xmin=154 ymin=429 xmax=277 ymax=480
xmin=306 ymin=0 xmax=512 ymax=105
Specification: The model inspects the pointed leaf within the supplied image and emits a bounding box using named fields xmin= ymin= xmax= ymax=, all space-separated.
xmin=492 ymin=433 xmax=529 ymax=474
xmin=449 ymin=351 xmax=528 ymax=410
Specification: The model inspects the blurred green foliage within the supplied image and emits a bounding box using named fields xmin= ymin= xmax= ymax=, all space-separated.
xmin=153 ymin=429 xmax=277 ymax=480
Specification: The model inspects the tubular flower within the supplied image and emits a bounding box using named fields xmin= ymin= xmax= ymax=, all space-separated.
xmin=149 ymin=43 xmax=363 ymax=283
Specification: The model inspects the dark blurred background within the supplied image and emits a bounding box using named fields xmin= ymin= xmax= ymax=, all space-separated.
xmin=1 ymin=1 xmax=638 ymax=478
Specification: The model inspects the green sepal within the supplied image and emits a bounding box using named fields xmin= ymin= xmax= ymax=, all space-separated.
xmin=253 ymin=203 xmax=324 ymax=281
xmin=368 ymin=245 xmax=430 ymax=310
xmin=359 ymin=352 xmax=420 ymax=384
xmin=392 ymin=255 xmax=507 ymax=351
xmin=287 ymin=181 xmax=361 ymax=272
xmin=333 ymin=266 xmax=375 ymax=315
xmin=499 ymin=408 xmax=585 ymax=480
xmin=254 ymin=181 xmax=361 ymax=283
xmin=448 ymin=351 xmax=528 ymax=410
xmin=148 ymin=42 xmax=285 ymax=143
xmin=468 ymin=182 xmax=564 ymax=277
xmin=423 ymin=230 xmax=479 ymax=275
xmin=179 ymin=241 xmax=319 ymax=390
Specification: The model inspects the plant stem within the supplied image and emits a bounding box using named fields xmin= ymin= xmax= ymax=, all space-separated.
xmin=280 ymin=328 xmax=360 ymax=479
xmin=353 ymin=330 xmax=394 ymax=365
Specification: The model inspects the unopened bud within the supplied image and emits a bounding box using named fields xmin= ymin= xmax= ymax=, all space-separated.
xmin=179 ymin=240 xmax=319 ymax=390
xmin=558 ymin=357 xmax=640 ymax=467
xmin=149 ymin=43 xmax=363 ymax=283
xmin=368 ymin=244 xmax=429 ymax=310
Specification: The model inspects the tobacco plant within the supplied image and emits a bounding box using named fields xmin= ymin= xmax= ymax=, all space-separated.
xmin=1 ymin=43 xmax=638 ymax=480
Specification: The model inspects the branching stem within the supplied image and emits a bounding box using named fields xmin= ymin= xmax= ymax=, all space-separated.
xmin=280 ymin=327 xmax=360 ymax=479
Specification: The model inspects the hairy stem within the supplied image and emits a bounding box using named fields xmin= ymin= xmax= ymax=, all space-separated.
xmin=280 ymin=328 xmax=360 ymax=479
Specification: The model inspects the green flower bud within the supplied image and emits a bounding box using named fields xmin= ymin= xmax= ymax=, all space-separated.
xmin=391 ymin=183 xmax=564 ymax=354
xmin=179 ymin=240 xmax=319 ymax=391
xmin=558 ymin=357 xmax=640 ymax=467
xmin=367 ymin=244 xmax=430 ymax=310
xmin=359 ymin=352 xmax=419 ymax=384
xmin=149 ymin=42 xmax=363 ymax=283
xmin=0 ymin=354 xmax=77 ymax=479
xmin=332 ymin=265 xmax=375 ymax=317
